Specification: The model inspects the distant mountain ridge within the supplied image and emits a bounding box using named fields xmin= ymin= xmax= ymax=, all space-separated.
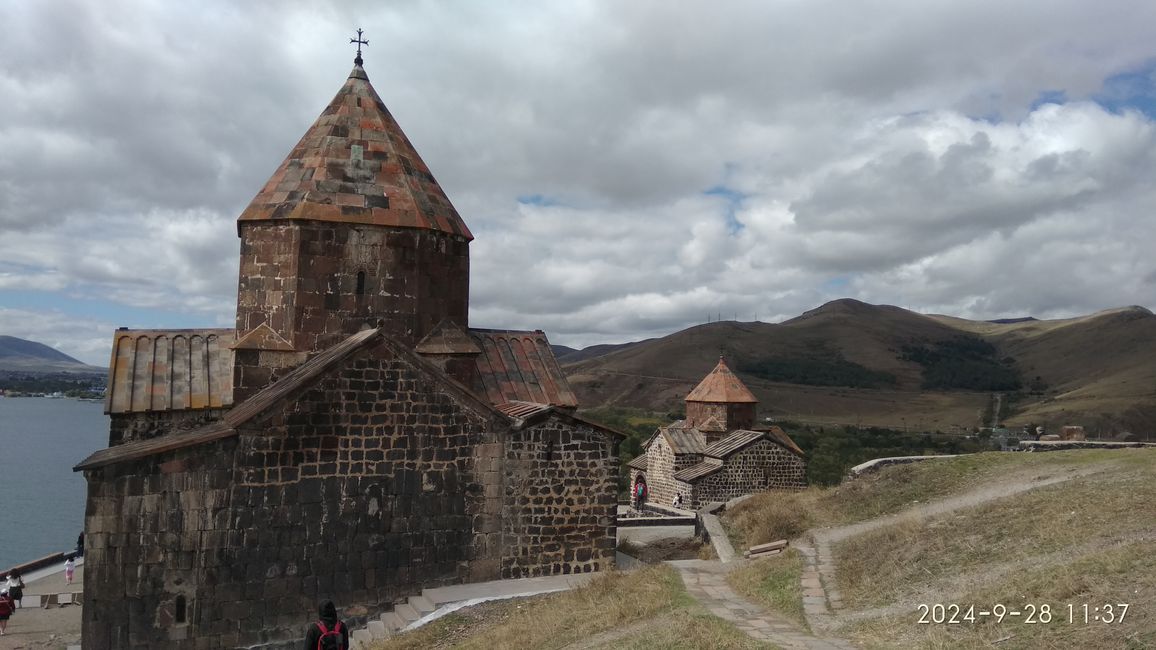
xmin=0 ymin=335 xmax=105 ymax=374
xmin=562 ymin=300 xmax=1156 ymax=435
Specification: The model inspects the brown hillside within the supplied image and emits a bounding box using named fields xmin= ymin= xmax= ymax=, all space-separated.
xmin=565 ymin=301 xmax=1156 ymax=434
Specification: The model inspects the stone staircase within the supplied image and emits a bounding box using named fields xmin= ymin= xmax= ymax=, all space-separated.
xmin=346 ymin=573 xmax=595 ymax=648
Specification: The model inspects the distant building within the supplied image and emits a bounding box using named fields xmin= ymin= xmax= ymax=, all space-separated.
xmin=74 ymin=53 xmax=621 ymax=649
xmin=627 ymin=358 xmax=806 ymax=510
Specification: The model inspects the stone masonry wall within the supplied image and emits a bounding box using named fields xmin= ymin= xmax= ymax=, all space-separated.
xmin=83 ymin=347 xmax=496 ymax=649
xmin=82 ymin=344 xmax=620 ymax=649
xmin=236 ymin=222 xmax=469 ymax=354
xmin=108 ymin=409 xmax=228 ymax=446
xmin=81 ymin=442 xmax=240 ymax=649
xmin=685 ymin=402 xmax=755 ymax=442
xmin=236 ymin=222 xmax=301 ymax=342
xmin=500 ymin=419 xmax=619 ymax=578
xmin=692 ymin=440 xmax=805 ymax=506
xmin=643 ymin=435 xmax=701 ymax=510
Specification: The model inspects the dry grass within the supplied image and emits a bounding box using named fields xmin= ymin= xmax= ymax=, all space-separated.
xmin=725 ymin=491 xmax=815 ymax=548
xmin=845 ymin=542 xmax=1156 ymax=649
xmin=369 ymin=565 xmax=764 ymax=650
xmin=611 ymin=611 xmax=773 ymax=649
xmin=723 ymin=450 xmax=1134 ymax=549
xmin=727 ymin=549 xmax=808 ymax=629
xmin=834 ymin=459 xmax=1156 ymax=609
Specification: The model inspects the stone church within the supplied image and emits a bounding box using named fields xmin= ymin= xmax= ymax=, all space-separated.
xmin=74 ymin=53 xmax=621 ymax=649
xmin=628 ymin=358 xmax=806 ymax=510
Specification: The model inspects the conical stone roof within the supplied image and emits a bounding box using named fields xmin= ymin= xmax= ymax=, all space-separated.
xmin=238 ymin=64 xmax=472 ymax=239
xmin=685 ymin=358 xmax=758 ymax=403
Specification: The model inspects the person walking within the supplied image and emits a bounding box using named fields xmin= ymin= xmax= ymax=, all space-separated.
xmin=5 ymin=574 xmax=23 ymax=609
xmin=0 ymin=589 xmax=13 ymax=635
xmin=303 ymin=600 xmax=347 ymax=650
xmin=64 ymin=557 xmax=75 ymax=585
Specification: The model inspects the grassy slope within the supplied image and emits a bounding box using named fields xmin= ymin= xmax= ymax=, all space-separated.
xmin=369 ymin=565 xmax=770 ymax=650
xmin=722 ymin=449 xmax=1155 ymax=649
xmin=377 ymin=450 xmax=1153 ymax=649
xmin=833 ymin=450 xmax=1156 ymax=649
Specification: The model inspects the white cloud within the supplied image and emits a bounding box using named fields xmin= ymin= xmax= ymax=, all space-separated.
xmin=3 ymin=0 xmax=1156 ymax=352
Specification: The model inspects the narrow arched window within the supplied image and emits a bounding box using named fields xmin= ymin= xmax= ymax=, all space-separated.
xmin=175 ymin=595 xmax=187 ymax=624
xmin=356 ymin=271 xmax=367 ymax=295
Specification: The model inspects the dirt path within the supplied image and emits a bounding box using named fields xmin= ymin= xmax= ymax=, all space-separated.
xmin=672 ymin=560 xmax=855 ymax=650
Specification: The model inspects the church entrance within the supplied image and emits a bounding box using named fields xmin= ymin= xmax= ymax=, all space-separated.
xmin=632 ymin=474 xmax=648 ymax=508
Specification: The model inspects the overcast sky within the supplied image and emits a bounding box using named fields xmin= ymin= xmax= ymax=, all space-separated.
xmin=2 ymin=0 xmax=1156 ymax=365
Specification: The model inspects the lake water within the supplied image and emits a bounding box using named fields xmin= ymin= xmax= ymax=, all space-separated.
xmin=0 ymin=397 xmax=108 ymax=570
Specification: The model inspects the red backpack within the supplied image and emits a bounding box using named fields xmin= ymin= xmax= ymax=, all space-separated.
xmin=0 ymin=595 xmax=13 ymax=617
xmin=315 ymin=620 xmax=343 ymax=650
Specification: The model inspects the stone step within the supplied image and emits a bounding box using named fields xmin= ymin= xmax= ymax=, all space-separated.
xmin=349 ymin=628 xmax=373 ymax=650
xmin=408 ymin=594 xmax=436 ymax=615
xmin=380 ymin=610 xmax=407 ymax=632
xmin=366 ymin=619 xmax=389 ymax=640
xmin=394 ymin=602 xmax=421 ymax=625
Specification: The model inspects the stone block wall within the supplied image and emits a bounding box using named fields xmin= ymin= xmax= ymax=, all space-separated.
xmin=236 ymin=222 xmax=301 ymax=342
xmin=691 ymin=441 xmax=805 ymax=505
xmin=82 ymin=344 xmax=619 ymax=649
xmin=81 ymin=442 xmax=239 ymax=649
xmin=108 ymin=409 xmax=229 ymax=446
xmin=685 ymin=402 xmax=755 ymax=442
xmin=500 ymin=420 xmax=619 ymax=578
xmin=236 ymin=222 xmax=469 ymax=354
xmin=641 ymin=435 xmax=701 ymax=509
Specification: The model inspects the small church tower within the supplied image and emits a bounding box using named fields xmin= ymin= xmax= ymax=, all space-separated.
xmin=684 ymin=357 xmax=758 ymax=444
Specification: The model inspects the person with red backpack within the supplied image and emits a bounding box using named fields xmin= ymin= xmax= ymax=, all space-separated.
xmin=0 ymin=589 xmax=14 ymax=635
xmin=303 ymin=600 xmax=347 ymax=650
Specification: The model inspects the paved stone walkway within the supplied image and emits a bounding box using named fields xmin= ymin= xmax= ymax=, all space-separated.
xmin=671 ymin=560 xmax=855 ymax=650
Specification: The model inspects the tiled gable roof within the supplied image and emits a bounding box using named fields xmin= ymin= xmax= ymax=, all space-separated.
xmin=80 ymin=327 xmax=621 ymax=471
xmin=761 ymin=426 xmax=805 ymax=457
xmin=645 ymin=423 xmax=706 ymax=455
xmin=470 ymin=329 xmax=577 ymax=408
xmin=627 ymin=455 xmax=648 ymax=470
xmin=685 ymin=358 xmax=757 ymax=404
xmin=673 ymin=460 xmax=723 ymax=482
xmin=703 ymin=429 xmax=765 ymax=458
xmin=79 ymin=328 xmax=383 ymax=470
xmin=105 ymin=329 xmax=235 ymax=415
xmin=701 ymin=426 xmax=805 ymax=460
xmin=237 ymin=64 xmax=472 ymax=240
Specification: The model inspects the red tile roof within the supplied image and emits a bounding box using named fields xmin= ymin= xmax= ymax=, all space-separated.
xmin=105 ymin=329 xmax=235 ymax=414
xmin=685 ymin=358 xmax=757 ymax=404
xmin=470 ymin=329 xmax=578 ymax=408
xmin=237 ymin=64 xmax=472 ymax=240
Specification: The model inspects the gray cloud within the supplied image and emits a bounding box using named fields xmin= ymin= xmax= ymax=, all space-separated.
xmin=3 ymin=0 xmax=1156 ymax=364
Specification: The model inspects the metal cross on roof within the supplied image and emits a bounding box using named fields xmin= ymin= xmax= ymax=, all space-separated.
xmin=350 ymin=28 xmax=369 ymax=65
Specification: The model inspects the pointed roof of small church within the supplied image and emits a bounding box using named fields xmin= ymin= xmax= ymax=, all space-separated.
xmin=685 ymin=357 xmax=758 ymax=404
xmin=238 ymin=62 xmax=472 ymax=240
